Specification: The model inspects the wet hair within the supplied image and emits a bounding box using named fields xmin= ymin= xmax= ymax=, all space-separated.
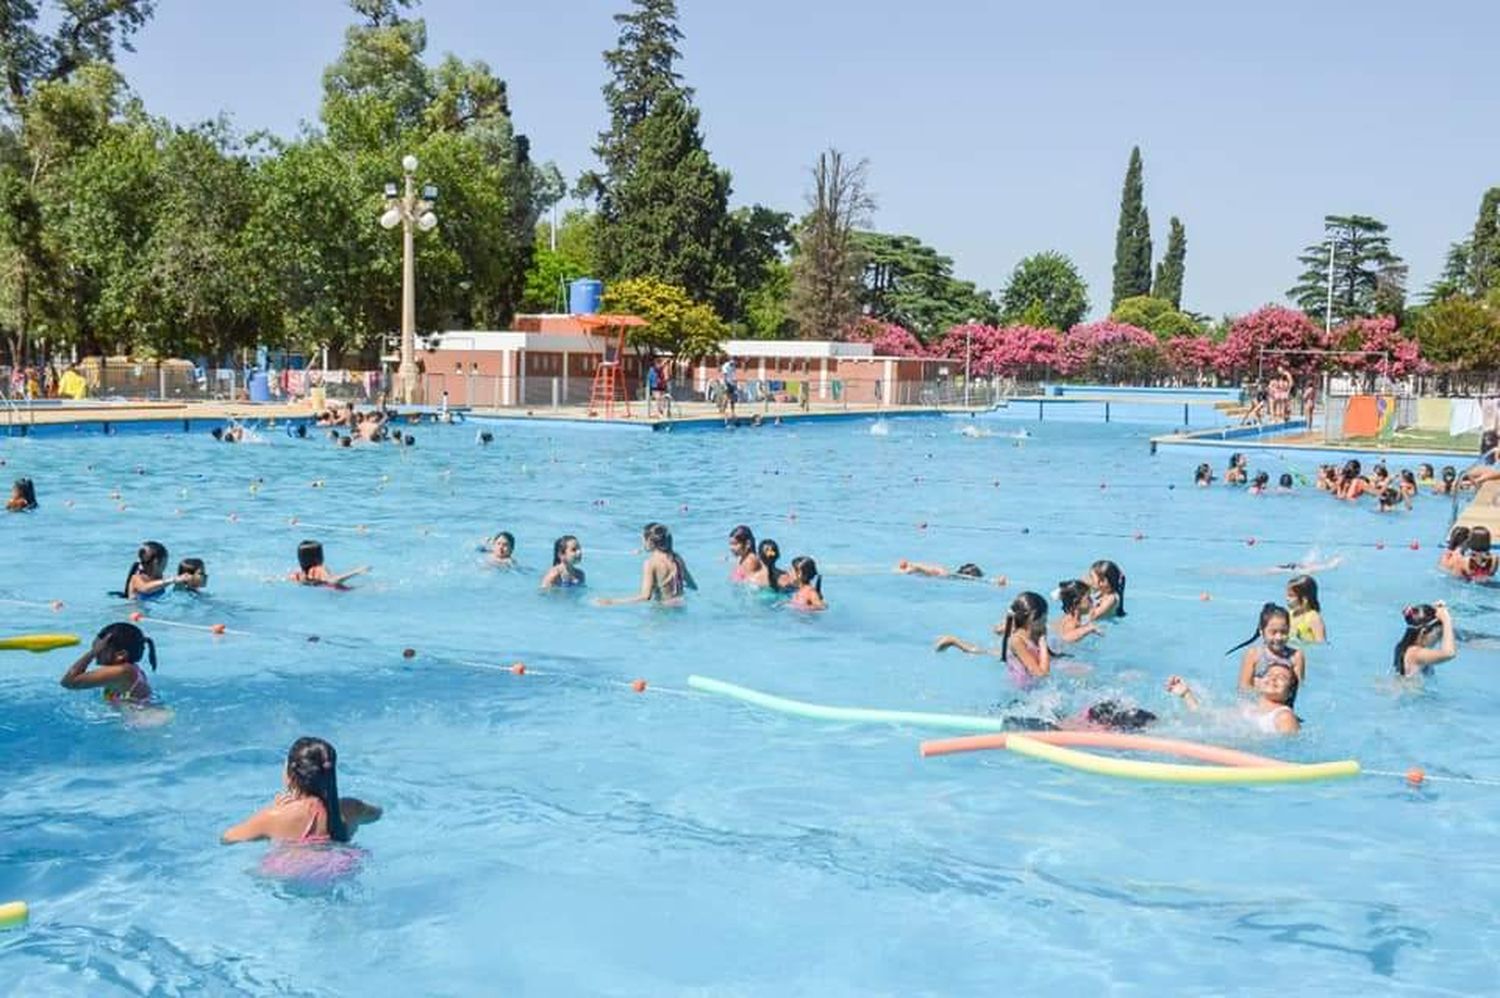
xmin=478 ymin=430 xmax=494 ymax=444
xmin=1483 ymin=430 xmax=1499 ymax=461
xmin=1057 ymin=579 xmax=1092 ymax=616
xmin=94 ymin=621 xmax=158 ymax=672
xmin=1226 ymin=602 xmax=1290 ymax=655
xmin=1441 ymin=465 xmax=1456 ymax=482
xmin=297 ymin=540 xmax=325 ymax=572
xmin=955 ymin=563 xmax=983 ymax=578
xmin=1278 ymin=473 xmax=1294 ymax=489
xmin=1000 ymin=591 xmax=1049 ymax=658
xmin=1373 ymin=463 xmax=1389 ymax=479
xmin=1445 ymin=525 xmax=1472 ymax=551
xmin=1419 ymin=463 xmax=1434 ymax=478
xmin=1226 ymin=452 xmax=1243 ymax=470
xmin=1378 ymin=487 xmax=1400 ymax=508
xmin=1261 ymin=662 xmax=1300 ymax=708
xmin=178 ymin=557 xmax=205 ymax=578
xmin=123 ymin=541 xmax=169 ymax=594
xmin=1399 ymin=469 xmax=1416 ymax=486
xmin=794 ymin=556 xmax=822 ymax=595
xmin=1194 ymin=463 xmax=1212 ymax=484
xmin=12 ymin=477 xmax=37 ymax=509
xmin=1343 ymin=459 xmax=1362 ymax=477
xmin=210 ymin=427 xmax=223 ymax=441
xmin=1286 ymin=575 xmax=1320 ymax=613
xmin=295 ymin=424 xmax=308 ymax=439
xmin=1086 ymin=701 xmax=1158 ymax=732
xmin=338 ymin=435 xmax=352 ymax=448
xmin=1251 ymin=471 xmax=1270 ymax=488
xmin=403 ymin=434 xmax=414 ymax=446
xmin=1470 ymin=526 xmax=1493 ymax=554
xmin=491 ymin=531 xmax=515 ymax=554
xmin=643 ymin=522 xmax=673 ymax=553
xmin=1393 ymin=604 xmax=1441 ymax=676
xmin=285 ymin=737 xmax=349 ymax=843
xmin=729 ymin=524 xmax=756 ymax=550
xmin=551 ymin=534 xmax=578 ymax=565
xmin=758 ymin=539 xmax=782 ymax=584
xmin=1089 ymin=559 xmax=1126 ymax=616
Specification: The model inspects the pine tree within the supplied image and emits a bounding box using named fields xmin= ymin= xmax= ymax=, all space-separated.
xmin=1152 ymin=216 xmax=1187 ymax=308
xmin=1287 ymin=215 xmax=1404 ymax=322
xmin=1110 ymin=147 xmax=1152 ymax=308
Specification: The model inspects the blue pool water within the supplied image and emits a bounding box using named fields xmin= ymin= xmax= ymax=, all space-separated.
xmin=2 ymin=417 xmax=1498 ymax=995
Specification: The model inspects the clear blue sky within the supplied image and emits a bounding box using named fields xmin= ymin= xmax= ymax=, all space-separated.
xmin=118 ymin=0 xmax=1500 ymax=320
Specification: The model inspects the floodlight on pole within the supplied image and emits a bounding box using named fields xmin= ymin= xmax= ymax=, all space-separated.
xmin=380 ymin=155 xmax=438 ymax=404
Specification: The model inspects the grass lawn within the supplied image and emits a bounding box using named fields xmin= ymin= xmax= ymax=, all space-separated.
xmin=1340 ymin=427 xmax=1481 ymax=453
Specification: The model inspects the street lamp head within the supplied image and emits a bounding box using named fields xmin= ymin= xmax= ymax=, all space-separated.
xmin=417 ymin=211 xmax=438 ymax=233
xmin=422 ymin=184 xmax=438 ymax=202
xmin=383 ymin=182 xmax=398 ymax=198
xmin=401 ymin=154 xmax=419 ymax=174
xmin=379 ymin=207 xmax=402 ymax=230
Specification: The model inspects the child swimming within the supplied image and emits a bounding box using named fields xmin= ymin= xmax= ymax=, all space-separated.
xmin=758 ymin=539 xmax=786 ymax=592
xmin=1194 ymin=463 xmax=1214 ymax=487
xmin=487 ymin=531 xmax=517 ymax=568
xmin=1053 ymin=580 xmax=1102 ymax=644
xmin=1086 ymin=560 xmax=1126 ymax=620
xmin=728 ymin=525 xmax=765 ymax=584
xmin=1453 ymin=525 xmax=1497 ymax=582
xmin=59 ymin=622 xmax=158 ymax=707
xmin=788 ymin=556 xmax=826 ymax=610
xmin=6 ymin=477 xmax=37 ymax=511
xmin=1393 ymin=602 xmax=1456 ymax=678
xmin=1440 ymin=525 xmax=1471 ymax=573
xmin=290 ymin=540 xmax=370 ymax=589
xmin=1284 ymin=575 xmax=1325 ymax=643
xmin=539 ymin=535 xmax=586 ymax=589
xmin=118 ymin=541 xmax=192 ymax=600
xmin=896 ymin=560 xmax=1007 ymax=585
xmin=221 ymin=737 xmax=382 ymax=844
xmin=176 ymin=558 xmax=208 ymax=593
xmin=1225 ymin=453 xmax=1248 ymax=485
xmin=1229 ymin=602 xmax=1307 ymax=689
xmin=1166 ymin=664 xmax=1300 ymax=735
xmin=934 ymin=591 xmax=1051 ymax=687
xmin=597 ymin=522 xmax=697 ymax=605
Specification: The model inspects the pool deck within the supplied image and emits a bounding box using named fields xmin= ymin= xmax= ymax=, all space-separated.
xmin=1152 ymin=420 xmax=1481 ymax=459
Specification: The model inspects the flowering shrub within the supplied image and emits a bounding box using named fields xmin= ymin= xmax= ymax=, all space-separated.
xmin=1218 ymin=306 xmax=1324 ymax=378
xmin=930 ymin=323 xmax=1062 ymax=377
xmin=844 ymin=319 xmax=927 ymax=357
xmin=1057 ymin=321 xmax=1161 ymax=382
xmin=1161 ymin=335 xmax=1223 ymax=379
xmin=1326 ymin=316 xmax=1424 ymax=377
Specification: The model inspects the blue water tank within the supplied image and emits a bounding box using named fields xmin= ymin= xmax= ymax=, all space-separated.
xmin=248 ymin=371 xmax=270 ymax=403
xmin=569 ymin=278 xmax=603 ymax=316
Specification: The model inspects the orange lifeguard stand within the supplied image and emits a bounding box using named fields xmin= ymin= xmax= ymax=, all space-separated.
xmin=578 ymin=314 xmax=647 ymax=419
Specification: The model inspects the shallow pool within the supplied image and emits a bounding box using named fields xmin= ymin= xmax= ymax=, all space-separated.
xmin=2 ymin=416 xmax=1498 ymax=995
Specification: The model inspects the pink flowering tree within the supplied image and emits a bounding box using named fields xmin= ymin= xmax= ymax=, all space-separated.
xmin=1325 ymin=316 xmax=1424 ymax=381
xmin=1162 ymin=335 xmax=1223 ymax=384
xmin=1057 ymin=321 xmax=1162 ymax=383
xmin=843 ymin=318 xmax=928 ymax=357
xmin=1218 ymin=306 xmax=1324 ymax=380
xmin=931 ymin=323 xmax=1062 ymax=379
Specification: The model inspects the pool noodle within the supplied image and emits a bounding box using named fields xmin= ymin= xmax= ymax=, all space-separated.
xmin=0 ymin=901 xmax=28 ymax=930
xmin=0 ymin=634 xmax=80 ymax=653
xmin=1005 ymin=735 xmax=1361 ymax=785
xmin=920 ymin=731 xmax=1285 ymax=767
xmin=687 ymin=675 xmax=1011 ymax=732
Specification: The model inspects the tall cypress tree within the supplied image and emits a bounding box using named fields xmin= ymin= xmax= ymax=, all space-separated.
xmin=1469 ymin=187 xmax=1500 ymax=295
xmin=1152 ymin=216 xmax=1187 ymax=308
xmin=1110 ymin=146 xmax=1152 ymax=308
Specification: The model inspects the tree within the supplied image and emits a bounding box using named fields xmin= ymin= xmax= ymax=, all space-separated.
xmin=1469 ymin=187 xmax=1500 ymax=295
xmin=999 ymin=251 xmax=1089 ymax=331
xmin=1218 ymin=305 xmax=1324 ymax=378
xmin=742 ymin=259 xmax=792 ymax=339
xmin=854 ymin=231 xmax=996 ymax=340
xmin=1426 ymin=240 xmax=1472 ymax=302
xmin=790 ymin=148 xmax=873 ymax=339
xmin=586 ymin=0 xmax=685 ymax=196
xmin=720 ymin=205 xmax=792 ymax=333
xmin=1058 ymin=321 xmax=1161 ymax=382
xmin=1411 ymin=296 xmax=1500 ymax=370
xmin=522 ymin=209 xmax=597 ymax=313
xmin=1110 ymin=295 xmax=1202 ymax=338
xmin=1152 ymin=216 xmax=1186 ymax=308
xmin=1110 ymin=146 xmax=1151 ymax=308
xmin=1287 ymin=215 xmax=1405 ymax=323
xmin=600 ymin=275 xmax=725 ymax=359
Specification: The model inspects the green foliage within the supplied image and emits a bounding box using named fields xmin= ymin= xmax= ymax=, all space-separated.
xmin=1152 ymin=216 xmax=1186 ymax=308
xmin=1426 ymin=240 xmax=1472 ymax=302
xmin=1110 ymin=295 xmax=1202 ymax=338
xmin=854 ymin=231 xmax=997 ymax=340
xmin=600 ymin=275 xmax=725 ymax=359
xmin=742 ymin=259 xmax=792 ymax=339
xmin=1411 ymin=295 xmax=1500 ymax=369
xmin=1110 ymin=146 xmax=1152 ymax=308
xmin=718 ymin=204 xmax=791 ymax=328
xmin=1000 ymin=251 xmax=1089 ymax=331
xmin=522 ymin=210 xmax=597 ymax=313
xmin=1288 ymin=214 xmax=1405 ymax=322
xmin=1469 ymin=187 xmax=1500 ymax=295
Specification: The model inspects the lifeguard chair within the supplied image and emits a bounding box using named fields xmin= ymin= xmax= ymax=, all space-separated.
xmin=578 ymin=314 xmax=646 ymax=419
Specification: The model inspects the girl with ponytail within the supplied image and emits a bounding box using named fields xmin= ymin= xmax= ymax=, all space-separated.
xmin=221 ymin=737 xmax=382 ymax=844
xmin=1393 ymin=602 xmax=1456 ymax=678
xmin=1086 ymin=560 xmax=1126 ymax=620
xmin=116 ymin=541 xmax=189 ymax=600
xmin=540 ymin=535 xmax=586 ymax=589
xmin=935 ymin=591 xmax=1051 ymax=687
xmin=60 ymin=622 xmax=159 ymax=707
xmin=1230 ymin=602 xmax=1306 ymax=690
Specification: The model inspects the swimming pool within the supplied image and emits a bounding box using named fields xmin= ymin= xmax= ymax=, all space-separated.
xmin=2 ymin=417 xmax=1497 ymax=994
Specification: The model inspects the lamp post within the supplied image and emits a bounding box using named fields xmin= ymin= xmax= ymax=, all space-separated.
xmin=964 ymin=317 xmax=975 ymax=408
xmin=1323 ymin=239 xmax=1335 ymax=337
xmin=380 ymin=154 xmax=438 ymax=405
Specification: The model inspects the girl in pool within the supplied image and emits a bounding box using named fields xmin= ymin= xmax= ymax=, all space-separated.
xmin=1285 ymin=575 xmax=1325 ymax=644
xmin=1393 ymin=602 xmax=1456 ymax=678
xmin=486 ymin=531 xmax=516 ymax=568
xmin=1166 ymin=664 xmax=1300 ymax=735
xmin=539 ymin=534 xmax=586 ymax=589
xmin=221 ymin=737 xmax=382 ymax=844
xmin=1436 ymin=466 xmax=1458 ymax=495
xmin=1194 ymin=463 xmax=1214 ymax=487
xmin=788 ymin=556 xmax=826 ymax=610
xmin=1376 ymin=487 xmax=1402 ymax=512
xmin=1230 ymin=602 xmax=1307 ymax=689
xmin=1086 ymin=559 xmax=1126 ymax=620
xmin=727 ymin=525 xmax=765 ymax=584
xmin=1398 ymin=469 xmax=1418 ymax=503
xmin=934 ymin=591 xmax=1051 ymax=686
xmin=896 ymin=560 xmax=1008 ymax=585
xmin=6 ymin=477 xmax=37 ymax=511
xmin=290 ymin=540 xmax=370 ymax=589
xmin=175 ymin=558 xmax=208 ymax=593
xmin=59 ymin=622 xmax=158 ymax=707
xmin=1053 ymin=579 xmax=1102 ymax=644
xmin=1276 ymin=473 xmax=1295 ymax=493
xmin=1458 ymin=526 xmax=1497 ymax=582
xmin=597 ymin=522 xmax=696 ymax=605
xmin=758 ymin=539 xmax=786 ymax=592
xmin=1440 ymin=526 xmax=1471 ymax=572
xmin=1417 ymin=463 xmax=1436 ymax=487
xmin=119 ymin=541 xmax=191 ymax=600
xmin=1225 ymin=453 xmax=1248 ymax=485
